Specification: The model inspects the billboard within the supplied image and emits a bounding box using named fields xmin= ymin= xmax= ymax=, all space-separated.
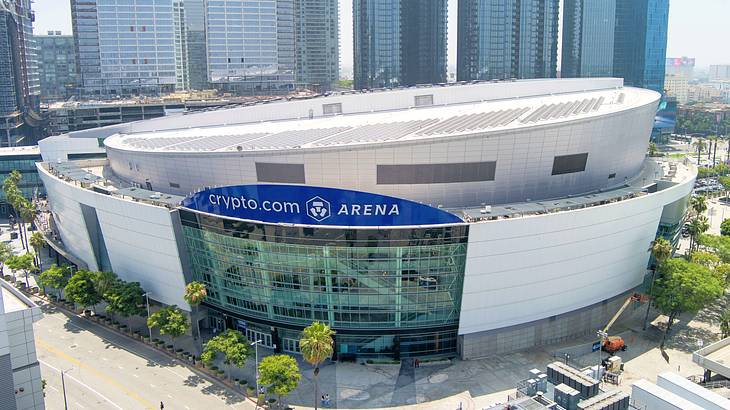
xmin=182 ymin=185 xmax=464 ymax=227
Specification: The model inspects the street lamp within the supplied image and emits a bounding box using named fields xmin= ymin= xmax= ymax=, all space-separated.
xmin=144 ymin=293 xmax=152 ymax=340
xmin=61 ymin=368 xmax=72 ymax=410
xmin=251 ymin=339 xmax=263 ymax=398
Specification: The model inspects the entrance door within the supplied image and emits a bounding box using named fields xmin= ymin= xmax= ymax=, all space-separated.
xmin=209 ymin=316 xmax=225 ymax=333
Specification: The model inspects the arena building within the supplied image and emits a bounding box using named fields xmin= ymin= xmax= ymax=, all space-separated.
xmin=36 ymin=78 xmax=695 ymax=360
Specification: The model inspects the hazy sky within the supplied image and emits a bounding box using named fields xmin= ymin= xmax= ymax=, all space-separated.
xmin=33 ymin=0 xmax=730 ymax=77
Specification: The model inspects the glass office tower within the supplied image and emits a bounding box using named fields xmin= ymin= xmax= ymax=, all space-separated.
xmin=561 ymin=0 xmax=616 ymax=79
xmin=457 ymin=0 xmax=558 ymax=81
xmin=181 ymin=210 xmax=467 ymax=359
xmin=205 ymin=0 xmax=296 ymax=95
xmin=183 ymin=0 xmax=208 ymax=90
xmin=353 ymin=0 xmax=446 ymax=89
xmin=613 ymin=0 xmax=669 ymax=93
xmin=71 ymin=0 xmax=178 ymax=97
xmin=294 ymin=0 xmax=339 ymax=92
xmin=36 ymin=33 xmax=80 ymax=101
xmin=0 ymin=0 xmax=40 ymax=146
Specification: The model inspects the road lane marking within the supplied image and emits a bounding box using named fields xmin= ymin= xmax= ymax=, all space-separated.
xmin=37 ymin=338 xmax=155 ymax=409
xmin=39 ymin=360 xmax=124 ymax=410
xmin=133 ymin=374 xmax=139 ymax=378
xmin=75 ymin=402 xmax=86 ymax=409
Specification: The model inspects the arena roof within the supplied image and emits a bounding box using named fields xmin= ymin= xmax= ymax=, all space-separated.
xmin=104 ymin=81 xmax=658 ymax=154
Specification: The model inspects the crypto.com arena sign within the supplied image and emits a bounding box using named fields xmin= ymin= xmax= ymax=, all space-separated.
xmin=181 ymin=184 xmax=462 ymax=227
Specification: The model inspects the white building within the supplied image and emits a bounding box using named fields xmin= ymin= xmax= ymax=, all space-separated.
xmin=710 ymin=65 xmax=730 ymax=82
xmin=664 ymin=74 xmax=689 ymax=104
xmin=37 ymin=78 xmax=695 ymax=359
xmin=0 ymin=280 xmax=44 ymax=410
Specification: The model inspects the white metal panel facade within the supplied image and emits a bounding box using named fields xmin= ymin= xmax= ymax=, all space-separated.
xmin=458 ymin=174 xmax=694 ymax=336
xmin=38 ymin=165 xmax=190 ymax=310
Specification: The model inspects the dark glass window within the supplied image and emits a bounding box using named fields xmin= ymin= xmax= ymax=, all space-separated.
xmin=551 ymin=153 xmax=588 ymax=175
xmin=377 ymin=162 xmax=496 ymax=184
xmin=255 ymin=162 xmax=305 ymax=184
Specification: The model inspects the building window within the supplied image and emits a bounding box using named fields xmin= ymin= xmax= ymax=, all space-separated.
xmin=255 ymin=162 xmax=305 ymax=184
xmin=282 ymin=338 xmax=300 ymax=353
xmin=608 ymin=173 xmax=616 ymax=179
xmin=377 ymin=162 xmax=497 ymax=184
xmin=414 ymin=94 xmax=434 ymax=107
xmin=169 ymin=182 xmax=180 ymax=188
xmin=551 ymin=153 xmax=589 ymax=175
xmin=322 ymin=103 xmax=342 ymax=116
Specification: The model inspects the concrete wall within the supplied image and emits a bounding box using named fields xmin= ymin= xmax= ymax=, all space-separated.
xmin=37 ymin=164 xmax=190 ymax=310
xmin=458 ymin=172 xmax=693 ymax=358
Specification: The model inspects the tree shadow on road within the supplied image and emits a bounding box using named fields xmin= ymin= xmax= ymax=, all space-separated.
xmin=184 ymin=374 xmax=247 ymax=406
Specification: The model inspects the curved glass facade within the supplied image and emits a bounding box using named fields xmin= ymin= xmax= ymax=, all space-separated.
xmin=180 ymin=210 xmax=468 ymax=358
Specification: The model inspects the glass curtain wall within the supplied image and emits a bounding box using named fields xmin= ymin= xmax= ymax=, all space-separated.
xmin=180 ymin=210 xmax=468 ymax=358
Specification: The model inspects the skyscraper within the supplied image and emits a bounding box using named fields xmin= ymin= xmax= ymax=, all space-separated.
xmin=0 ymin=0 xmax=40 ymax=146
xmin=71 ymin=0 xmax=178 ymax=97
xmin=353 ymin=0 xmax=446 ymax=90
xmin=457 ymin=0 xmax=559 ymax=82
xmin=182 ymin=0 xmax=208 ymax=90
xmin=295 ymin=0 xmax=339 ymax=91
xmin=561 ymin=0 xmax=615 ymax=78
xmin=36 ymin=32 xmax=80 ymax=101
xmin=561 ymin=0 xmax=669 ymax=94
xmin=173 ymin=1 xmax=188 ymax=91
xmin=613 ymin=0 xmax=669 ymax=93
xmin=205 ymin=0 xmax=296 ymax=95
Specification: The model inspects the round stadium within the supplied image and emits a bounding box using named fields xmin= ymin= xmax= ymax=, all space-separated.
xmin=37 ymin=78 xmax=695 ymax=360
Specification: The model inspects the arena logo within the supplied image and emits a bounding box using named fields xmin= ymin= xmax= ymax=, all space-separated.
xmin=183 ymin=185 xmax=462 ymax=227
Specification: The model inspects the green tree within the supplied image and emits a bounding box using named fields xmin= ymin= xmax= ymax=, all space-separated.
xmin=93 ymin=271 xmax=118 ymax=300
xmin=300 ymin=321 xmax=335 ymax=410
xmin=6 ymin=253 xmax=36 ymax=287
xmin=38 ymin=264 xmax=72 ymax=298
xmin=691 ymin=250 xmax=722 ymax=268
xmin=648 ymin=142 xmax=658 ymax=157
xmin=183 ymin=281 xmax=207 ymax=343
xmin=691 ymin=195 xmax=708 ymax=215
xmin=721 ymin=310 xmax=730 ymax=338
xmin=687 ymin=215 xmax=710 ymax=252
xmin=693 ymin=139 xmax=707 ymax=164
xmin=719 ymin=176 xmax=730 ymax=197
xmin=722 ymin=219 xmax=730 ymax=236
xmin=0 ymin=241 xmax=12 ymax=276
xmin=64 ymin=270 xmax=102 ymax=309
xmin=698 ymin=234 xmax=730 ymax=263
xmin=29 ymin=232 xmax=45 ymax=271
xmin=2 ymin=170 xmax=26 ymax=249
xmin=258 ymin=354 xmax=301 ymax=408
xmin=652 ymin=258 xmax=724 ymax=347
xmin=644 ymin=237 xmax=674 ymax=329
xmin=201 ymin=329 xmax=251 ymax=380
xmin=147 ymin=305 xmax=189 ymax=346
xmin=104 ymin=281 xmax=146 ymax=320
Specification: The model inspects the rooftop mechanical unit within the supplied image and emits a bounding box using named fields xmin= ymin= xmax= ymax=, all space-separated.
xmin=546 ymin=362 xmax=600 ymax=398
xmin=577 ymin=389 xmax=630 ymax=410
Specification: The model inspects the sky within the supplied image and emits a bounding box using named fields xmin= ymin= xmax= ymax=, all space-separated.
xmin=32 ymin=0 xmax=730 ymax=78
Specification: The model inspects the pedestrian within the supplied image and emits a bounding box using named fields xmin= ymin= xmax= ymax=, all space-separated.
xmin=160 ymin=401 xmax=164 ymax=410
xmin=415 ymin=358 xmax=420 ymax=368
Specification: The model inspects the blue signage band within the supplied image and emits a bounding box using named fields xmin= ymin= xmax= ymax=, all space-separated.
xmin=181 ymin=185 xmax=463 ymax=227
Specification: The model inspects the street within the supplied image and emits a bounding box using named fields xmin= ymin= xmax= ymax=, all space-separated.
xmin=34 ymin=302 xmax=252 ymax=410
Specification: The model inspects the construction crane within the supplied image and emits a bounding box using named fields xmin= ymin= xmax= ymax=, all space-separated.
xmin=599 ymin=293 xmax=643 ymax=354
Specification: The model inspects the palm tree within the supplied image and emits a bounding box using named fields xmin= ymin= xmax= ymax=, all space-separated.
xmin=693 ymin=139 xmax=707 ymax=165
xmin=183 ymin=281 xmax=207 ymax=345
xmin=29 ymin=232 xmax=45 ymax=272
xmin=687 ymin=215 xmax=710 ymax=252
xmin=691 ymin=195 xmax=708 ymax=216
xmin=644 ymin=237 xmax=673 ymax=329
xmin=300 ymin=322 xmax=335 ymax=410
